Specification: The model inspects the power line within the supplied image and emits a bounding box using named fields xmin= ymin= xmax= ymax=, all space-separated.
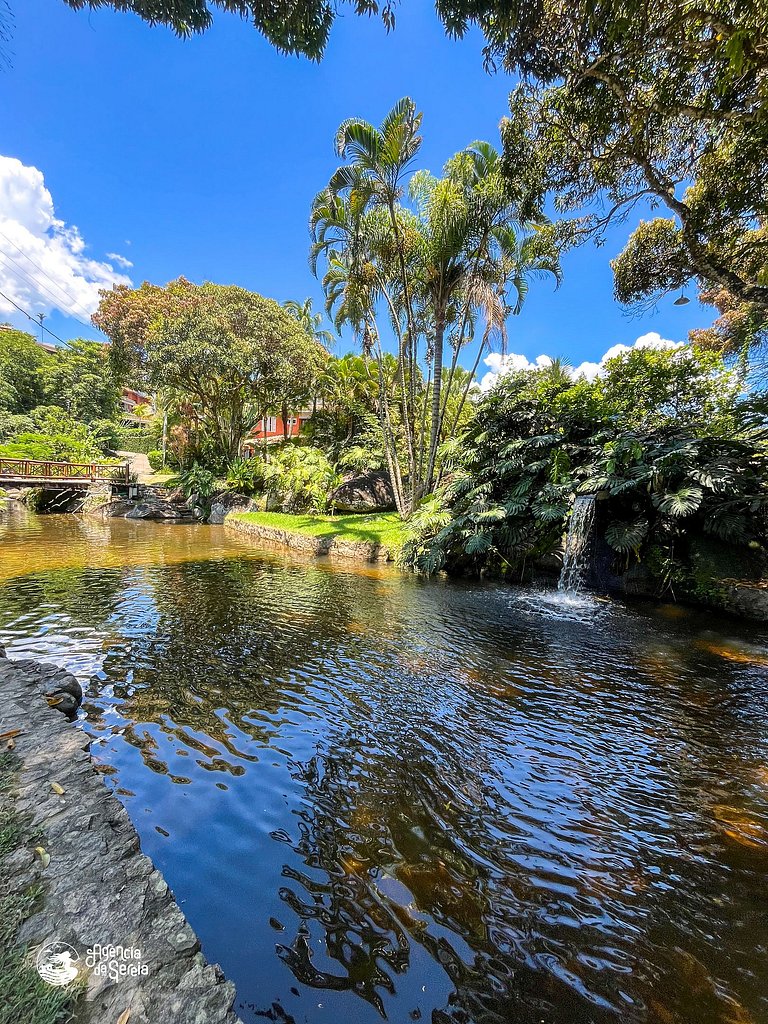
xmin=0 ymin=250 xmax=95 ymax=334
xmin=0 ymin=227 xmax=99 ymax=326
xmin=0 ymin=288 xmax=74 ymax=349
xmin=0 ymin=251 xmax=95 ymax=331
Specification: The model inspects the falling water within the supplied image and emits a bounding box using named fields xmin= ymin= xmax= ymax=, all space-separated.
xmin=558 ymin=494 xmax=597 ymax=593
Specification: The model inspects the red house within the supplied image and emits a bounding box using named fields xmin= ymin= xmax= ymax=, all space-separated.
xmin=241 ymin=408 xmax=314 ymax=453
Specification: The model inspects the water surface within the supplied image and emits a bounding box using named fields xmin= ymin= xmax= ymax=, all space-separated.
xmin=1 ymin=502 xmax=767 ymax=1024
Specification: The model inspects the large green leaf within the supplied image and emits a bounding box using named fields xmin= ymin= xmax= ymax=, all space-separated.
xmin=655 ymin=486 xmax=703 ymax=517
xmin=605 ymin=518 xmax=649 ymax=554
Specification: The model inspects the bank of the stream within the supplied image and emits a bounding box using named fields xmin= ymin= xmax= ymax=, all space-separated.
xmin=224 ymin=509 xmax=406 ymax=561
xmin=0 ymin=650 xmax=242 ymax=1024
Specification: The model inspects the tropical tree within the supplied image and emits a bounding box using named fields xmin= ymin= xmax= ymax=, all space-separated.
xmin=312 ymin=98 xmax=562 ymax=515
xmin=283 ymin=298 xmax=335 ymax=348
xmin=41 ymin=338 xmax=120 ymax=423
xmin=59 ymin=0 xmax=395 ymax=57
xmin=94 ymin=278 xmax=326 ymax=466
xmin=471 ymin=0 xmax=768 ymax=355
xmin=0 ymin=327 xmax=45 ymax=413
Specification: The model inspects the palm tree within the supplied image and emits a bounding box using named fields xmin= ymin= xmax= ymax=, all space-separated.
xmin=312 ymin=104 xmax=564 ymax=514
xmin=283 ymin=298 xmax=334 ymax=348
xmin=311 ymin=189 xmax=411 ymax=514
xmin=327 ymin=98 xmax=423 ymax=502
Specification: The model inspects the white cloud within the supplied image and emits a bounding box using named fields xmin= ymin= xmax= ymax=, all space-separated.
xmin=106 ymin=252 xmax=133 ymax=270
xmin=480 ymin=352 xmax=552 ymax=391
xmin=0 ymin=155 xmax=131 ymax=325
xmin=481 ymin=331 xmax=683 ymax=391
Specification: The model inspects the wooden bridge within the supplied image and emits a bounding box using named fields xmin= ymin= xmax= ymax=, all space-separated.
xmin=0 ymin=457 xmax=131 ymax=489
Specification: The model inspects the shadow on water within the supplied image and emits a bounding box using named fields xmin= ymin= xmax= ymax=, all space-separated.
xmin=1 ymin=506 xmax=768 ymax=1024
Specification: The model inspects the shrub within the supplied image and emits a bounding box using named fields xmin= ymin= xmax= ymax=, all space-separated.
xmin=147 ymin=449 xmax=165 ymax=471
xmin=262 ymin=445 xmax=341 ymax=513
xmin=167 ymin=463 xmax=216 ymax=501
xmin=113 ymin=427 xmax=158 ymax=454
xmin=226 ymin=457 xmax=263 ymax=495
xmin=0 ymin=407 xmax=108 ymax=463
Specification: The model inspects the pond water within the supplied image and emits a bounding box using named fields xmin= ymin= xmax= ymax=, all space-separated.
xmin=1 ymin=502 xmax=768 ymax=1024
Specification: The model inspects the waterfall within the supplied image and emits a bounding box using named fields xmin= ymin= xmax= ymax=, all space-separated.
xmin=558 ymin=494 xmax=597 ymax=593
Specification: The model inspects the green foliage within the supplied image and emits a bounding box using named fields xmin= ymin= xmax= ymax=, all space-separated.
xmin=0 ymin=412 xmax=34 ymax=442
xmin=94 ymin=278 xmax=327 ymax=466
xmin=60 ymin=0 xmax=395 ymax=59
xmin=312 ymin=102 xmax=561 ymax=514
xmin=261 ymin=445 xmax=341 ymax=514
xmin=168 ymin=463 xmax=216 ymax=501
xmin=146 ymin=449 xmax=165 ymax=471
xmin=402 ymin=361 xmax=593 ymax=574
xmin=113 ymin=427 xmax=159 ymax=454
xmin=0 ymin=407 xmax=109 ymax=462
xmin=0 ymin=328 xmax=45 ymax=414
xmin=305 ymin=352 xmax=391 ymax=472
xmin=40 ymin=340 xmax=120 ymax=423
xmin=226 ymin=457 xmax=263 ymax=495
xmin=404 ymin=347 xmax=768 ymax=588
xmin=489 ymin=0 xmax=768 ymax=321
xmin=283 ymin=298 xmax=334 ymax=347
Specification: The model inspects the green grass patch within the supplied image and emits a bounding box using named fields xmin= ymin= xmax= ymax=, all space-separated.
xmin=231 ymin=510 xmax=408 ymax=555
xmin=0 ymin=753 xmax=77 ymax=1024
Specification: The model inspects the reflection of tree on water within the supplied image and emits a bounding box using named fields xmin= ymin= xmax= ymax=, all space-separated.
xmin=95 ymin=557 xmax=406 ymax=778
xmin=4 ymin=527 xmax=768 ymax=1024
xmin=274 ymin=734 xmax=531 ymax=1024
xmin=267 ymin=631 xmax=768 ymax=1024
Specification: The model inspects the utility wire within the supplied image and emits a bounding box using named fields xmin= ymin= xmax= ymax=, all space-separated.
xmin=0 ymin=227 xmax=100 ymax=327
xmin=0 ymin=252 xmax=95 ymax=334
xmin=0 ymin=288 xmax=73 ymax=348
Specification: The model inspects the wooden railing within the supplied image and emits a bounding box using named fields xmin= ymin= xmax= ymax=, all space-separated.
xmin=0 ymin=457 xmax=130 ymax=485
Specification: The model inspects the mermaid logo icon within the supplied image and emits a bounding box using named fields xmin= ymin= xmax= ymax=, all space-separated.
xmin=36 ymin=941 xmax=80 ymax=986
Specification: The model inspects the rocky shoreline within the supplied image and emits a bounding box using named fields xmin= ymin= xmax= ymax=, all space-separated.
xmin=0 ymin=649 xmax=242 ymax=1024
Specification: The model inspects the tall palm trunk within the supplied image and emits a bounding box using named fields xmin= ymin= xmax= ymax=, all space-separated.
xmin=387 ymin=200 xmax=419 ymax=498
xmin=435 ymin=335 xmax=488 ymax=488
xmin=425 ymin=309 xmax=445 ymax=493
xmin=372 ymin=336 xmax=407 ymax=516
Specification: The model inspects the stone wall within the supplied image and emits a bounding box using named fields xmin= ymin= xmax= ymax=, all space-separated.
xmin=225 ymin=514 xmax=395 ymax=562
xmin=0 ymin=651 xmax=242 ymax=1024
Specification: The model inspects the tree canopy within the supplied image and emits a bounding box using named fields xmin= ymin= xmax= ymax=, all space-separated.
xmin=482 ymin=0 xmax=768 ymax=330
xmin=60 ymin=0 xmax=393 ymax=57
xmin=93 ymin=277 xmax=327 ymax=464
xmin=41 ymin=339 xmax=120 ymax=423
xmin=0 ymin=327 xmax=46 ymax=414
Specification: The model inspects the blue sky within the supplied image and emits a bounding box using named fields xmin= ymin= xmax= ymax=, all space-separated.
xmin=1 ymin=0 xmax=711 ymax=376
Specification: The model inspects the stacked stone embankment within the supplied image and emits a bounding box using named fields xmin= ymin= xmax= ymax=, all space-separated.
xmin=0 ymin=649 xmax=242 ymax=1024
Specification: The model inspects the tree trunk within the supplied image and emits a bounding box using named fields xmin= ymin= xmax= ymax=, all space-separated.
xmin=425 ymin=311 xmax=445 ymax=493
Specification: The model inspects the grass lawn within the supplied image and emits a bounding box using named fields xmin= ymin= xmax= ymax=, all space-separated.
xmin=230 ymin=510 xmax=408 ymax=554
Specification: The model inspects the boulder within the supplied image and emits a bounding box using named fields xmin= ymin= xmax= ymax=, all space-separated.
xmin=208 ymin=491 xmax=254 ymax=524
xmin=330 ymin=471 xmax=396 ymax=513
